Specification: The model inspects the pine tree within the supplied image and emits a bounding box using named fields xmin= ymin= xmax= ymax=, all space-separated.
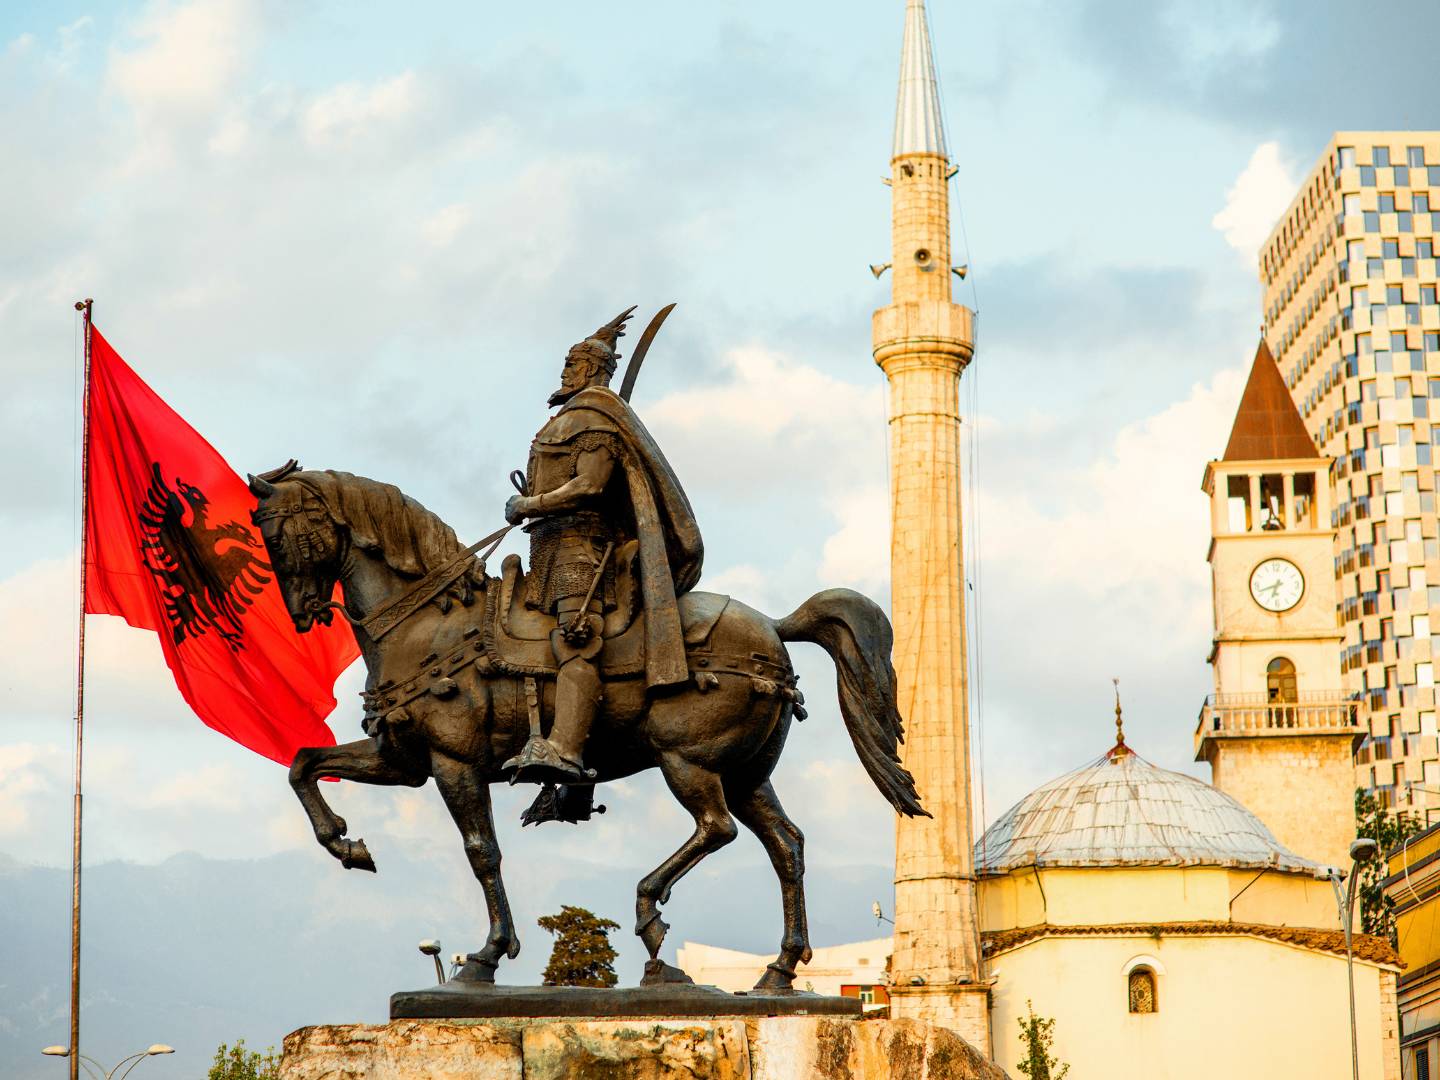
xmin=538 ymin=904 xmax=620 ymax=987
xmin=1015 ymin=1001 xmax=1070 ymax=1080
xmin=1355 ymin=788 xmax=1423 ymax=944
xmin=207 ymin=1039 xmax=279 ymax=1080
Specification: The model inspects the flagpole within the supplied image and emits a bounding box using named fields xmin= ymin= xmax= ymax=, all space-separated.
xmin=69 ymin=297 xmax=93 ymax=1080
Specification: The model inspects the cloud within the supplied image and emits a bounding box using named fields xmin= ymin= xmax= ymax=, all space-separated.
xmin=1213 ymin=141 xmax=1297 ymax=263
xmin=107 ymin=0 xmax=259 ymax=121
xmin=302 ymin=71 xmax=422 ymax=150
xmin=818 ymin=484 xmax=889 ymax=594
xmin=0 ymin=744 xmax=64 ymax=835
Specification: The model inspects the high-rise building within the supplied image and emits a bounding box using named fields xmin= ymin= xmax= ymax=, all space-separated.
xmin=1260 ymin=132 xmax=1440 ymax=814
xmin=872 ymin=0 xmax=988 ymax=1049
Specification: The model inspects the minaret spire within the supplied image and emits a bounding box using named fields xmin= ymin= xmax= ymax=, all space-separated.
xmin=874 ymin=0 xmax=989 ymax=1055
xmin=893 ymin=0 xmax=947 ymax=160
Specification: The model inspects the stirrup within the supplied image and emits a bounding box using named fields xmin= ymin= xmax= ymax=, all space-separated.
xmin=501 ymin=735 xmax=596 ymax=786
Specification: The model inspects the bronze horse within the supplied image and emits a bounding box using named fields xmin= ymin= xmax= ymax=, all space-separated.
xmin=248 ymin=465 xmax=925 ymax=990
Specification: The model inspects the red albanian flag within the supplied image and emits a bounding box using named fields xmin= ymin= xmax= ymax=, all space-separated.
xmin=83 ymin=325 xmax=358 ymax=764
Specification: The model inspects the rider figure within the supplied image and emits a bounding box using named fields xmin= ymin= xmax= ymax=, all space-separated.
xmin=504 ymin=308 xmax=704 ymax=785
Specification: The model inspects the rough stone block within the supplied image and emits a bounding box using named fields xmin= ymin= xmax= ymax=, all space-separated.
xmin=522 ymin=1020 xmax=749 ymax=1079
xmin=281 ymin=1021 xmax=522 ymax=1080
xmin=278 ymin=1017 xmax=1009 ymax=1080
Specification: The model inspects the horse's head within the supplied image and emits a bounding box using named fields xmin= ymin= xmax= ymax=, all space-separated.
xmin=249 ymin=467 xmax=344 ymax=633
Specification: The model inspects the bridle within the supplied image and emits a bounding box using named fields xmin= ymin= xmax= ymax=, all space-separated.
xmin=254 ymin=484 xmax=512 ymax=641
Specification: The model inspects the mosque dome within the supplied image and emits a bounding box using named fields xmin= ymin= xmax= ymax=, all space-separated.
xmin=975 ymin=745 xmax=1321 ymax=875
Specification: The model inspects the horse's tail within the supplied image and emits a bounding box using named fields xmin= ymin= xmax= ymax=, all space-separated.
xmin=774 ymin=589 xmax=928 ymax=818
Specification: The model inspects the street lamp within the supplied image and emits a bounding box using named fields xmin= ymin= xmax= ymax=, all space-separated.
xmin=871 ymin=901 xmax=894 ymax=925
xmin=418 ymin=939 xmax=446 ymax=985
xmin=41 ymin=1044 xmax=173 ymax=1080
xmin=1322 ymin=837 xmax=1380 ymax=1080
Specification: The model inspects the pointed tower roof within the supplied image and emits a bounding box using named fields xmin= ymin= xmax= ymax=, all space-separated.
xmin=892 ymin=0 xmax=946 ymax=160
xmin=1222 ymin=338 xmax=1318 ymax=462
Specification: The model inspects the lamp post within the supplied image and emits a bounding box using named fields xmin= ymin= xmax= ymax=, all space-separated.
xmin=418 ymin=939 xmax=446 ymax=985
xmin=41 ymin=1044 xmax=173 ymax=1080
xmin=1324 ymin=837 xmax=1379 ymax=1080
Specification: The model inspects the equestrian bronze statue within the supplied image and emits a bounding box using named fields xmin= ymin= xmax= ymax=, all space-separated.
xmin=247 ymin=307 xmax=926 ymax=993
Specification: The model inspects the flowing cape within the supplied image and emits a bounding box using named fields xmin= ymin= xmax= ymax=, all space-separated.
xmin=565 ymin=387 xmax=703 ymax=686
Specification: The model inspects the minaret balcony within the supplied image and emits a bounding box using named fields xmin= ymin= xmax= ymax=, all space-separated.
xmin=872 ymin=300 xmax=974 ymax=374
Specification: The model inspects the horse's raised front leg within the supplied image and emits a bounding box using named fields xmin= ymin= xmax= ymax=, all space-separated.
xmin=730 ymin=779 xmax=811 ymax=991
xmin=290 ymin=738 xmax=427 ymax=872
xmin=636 ymin=754 xmax=738 ymax=963
xmin=430 ymin=752 xmax=519 ymax=983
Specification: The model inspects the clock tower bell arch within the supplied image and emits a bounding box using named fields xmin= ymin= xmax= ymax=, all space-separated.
xmin=1197 ymin=338 xmax=1363 ymax=870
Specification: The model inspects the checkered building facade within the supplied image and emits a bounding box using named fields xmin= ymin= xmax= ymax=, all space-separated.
xmin=1262 ymin=132 xmax=1440 ymax=813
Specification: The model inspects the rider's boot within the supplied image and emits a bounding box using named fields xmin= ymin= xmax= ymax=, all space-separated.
xmin=549 ymin=655 xmax=599 ymax=773
xmin=506 ymin=655 xmax=600 ymax=786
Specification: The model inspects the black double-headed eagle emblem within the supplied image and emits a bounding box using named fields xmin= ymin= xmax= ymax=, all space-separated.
xmin=137 ymin=462 xmax=272 ymax=650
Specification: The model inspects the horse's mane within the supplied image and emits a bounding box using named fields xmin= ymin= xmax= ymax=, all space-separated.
xmin=288 ymin=469 xmax=472 ymax=584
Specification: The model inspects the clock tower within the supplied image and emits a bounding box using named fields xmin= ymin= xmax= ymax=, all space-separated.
xmin=1197 ymin=338 xmax=1363 ymax=870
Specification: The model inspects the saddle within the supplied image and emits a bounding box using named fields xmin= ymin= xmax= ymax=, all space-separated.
xmin=483 ymin=550 xmax=729 ymax=679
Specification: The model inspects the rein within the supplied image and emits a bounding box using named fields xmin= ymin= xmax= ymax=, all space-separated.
xmin=322 ymin=523 xmax=513 ymax=641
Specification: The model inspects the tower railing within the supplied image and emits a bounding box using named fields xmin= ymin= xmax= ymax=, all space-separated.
xmin=1198 ymin=692 xmax=1361 ymax=735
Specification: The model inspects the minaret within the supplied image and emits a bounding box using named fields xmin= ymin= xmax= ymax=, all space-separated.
xmin=873 ymin=0 xmax=988 ymax=1050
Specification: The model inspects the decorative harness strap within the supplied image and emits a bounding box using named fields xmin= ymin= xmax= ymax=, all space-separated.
xmin=360 ymin=524 xmax=512 ymax=642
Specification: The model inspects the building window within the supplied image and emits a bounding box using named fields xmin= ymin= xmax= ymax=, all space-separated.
xmin=1416 ymin=1044 xmax=1431 ymax=1080
xmin=1376 ymin=147 xmax=1392 ymax=168
xmin=1128 ymin=968 xmax=1157 ymax=1014
xmin=1340 ymin=146 xmax=1357 ymax=169
xmin=1408 ymin=147 xmax=1425 ymax=168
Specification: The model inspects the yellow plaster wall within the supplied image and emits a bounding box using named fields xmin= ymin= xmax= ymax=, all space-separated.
xmin=989 ymin=934 xmax=1396 ymax=1080
xmin=1396 ymin=896 xmax=1440 ymax=974
xmin=980 ymin=865 xmax=1337 ymax=931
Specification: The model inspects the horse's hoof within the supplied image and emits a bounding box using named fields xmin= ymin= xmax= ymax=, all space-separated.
xmin=453 ymin=956 xmax=499 ymax=984
xmin=641 ymin=959 xmax=695 ymax=987
xmin=341 ymin=839 xmax=376 ymax=872
xmin=637 ymin=913 xmax=669 ymax=957
xmin=753 ymin=963 xmax=797 ymax=993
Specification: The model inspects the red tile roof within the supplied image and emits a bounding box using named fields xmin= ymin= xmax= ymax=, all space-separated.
xmin=983 ymin=920 xmax=1400 ymax=967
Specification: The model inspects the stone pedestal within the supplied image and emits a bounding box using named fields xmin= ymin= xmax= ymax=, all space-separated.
xmin=280 ymin=1016 xmax=1008 ymax=1079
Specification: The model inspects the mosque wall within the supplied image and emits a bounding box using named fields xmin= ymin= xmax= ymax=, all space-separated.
xmin=987 ymin=933 xmax=1397 ymax=1079
xmin=979 ymin=865 xmax=1336 ymax=932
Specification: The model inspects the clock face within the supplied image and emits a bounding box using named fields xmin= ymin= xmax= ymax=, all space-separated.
xmin=1250 ymin=558 xmax=1304 ymax=613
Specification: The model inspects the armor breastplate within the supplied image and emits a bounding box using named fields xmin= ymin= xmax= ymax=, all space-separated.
xmin=525 ymin=442 xmax=576 ymax=497
xmin=525 ymin=407 xmax=619 ymax=497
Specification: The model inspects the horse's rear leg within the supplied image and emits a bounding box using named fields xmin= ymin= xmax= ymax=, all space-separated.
xmin=729 ymin=780 xmax=811 ymax=991
xmin=430 ymin=752 xmax=519 ymax=983
xmin=636 ymin=755 xmax=738 ymax=960
xmin=290 ymin=738 xmax=426 ymax=872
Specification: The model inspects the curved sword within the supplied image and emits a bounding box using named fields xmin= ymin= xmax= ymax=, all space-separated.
xmin=618 ymin=302 xmax=677 ymax=403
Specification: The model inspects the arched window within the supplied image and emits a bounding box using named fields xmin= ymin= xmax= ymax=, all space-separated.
xmin=1128 ymin=967 xmax=1156 ymax=1014
xmin=1267 ymin=657 xmax=1298 ymax=727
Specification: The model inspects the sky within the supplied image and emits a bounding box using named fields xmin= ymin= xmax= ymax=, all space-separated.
xmin=1 ymin=0 xmax=1436 ymax=1075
